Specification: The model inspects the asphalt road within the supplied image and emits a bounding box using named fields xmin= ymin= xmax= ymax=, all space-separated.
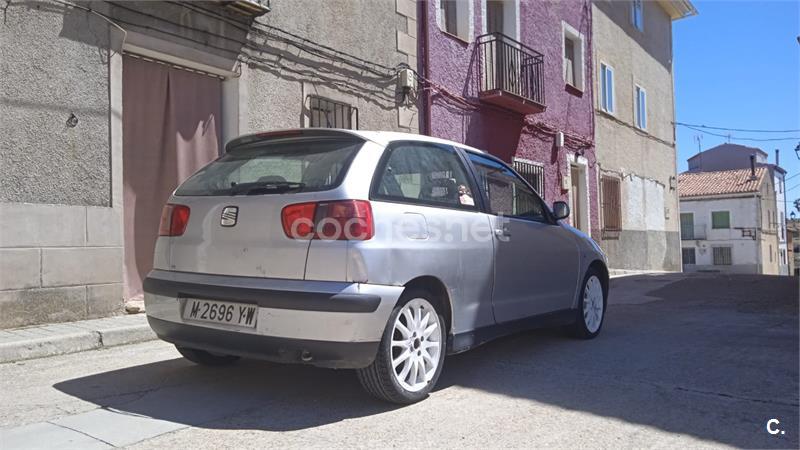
xmin=1 ymin=273 xmax=797 ymax=449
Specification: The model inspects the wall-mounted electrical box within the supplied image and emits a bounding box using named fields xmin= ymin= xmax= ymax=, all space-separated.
xmin=398 ymin=68 xmax=417 ymax=91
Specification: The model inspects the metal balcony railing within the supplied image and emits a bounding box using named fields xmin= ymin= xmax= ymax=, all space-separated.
xmin=681 ymin=225 xmax=707 ymax=240
xmin=477 ymin=33 xmax=545 ymax=112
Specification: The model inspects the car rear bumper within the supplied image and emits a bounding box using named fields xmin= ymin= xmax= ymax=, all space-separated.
xmin=147 ymin=316 xmax=379 ymax=368
xmin=143 ymin=269 xmax=404 ymax=368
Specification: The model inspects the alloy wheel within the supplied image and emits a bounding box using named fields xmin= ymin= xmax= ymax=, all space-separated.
xmin=390 ymin=298 xmax=443 ymax=392
xmin=583 ymin=275 xmax=604 ymax=333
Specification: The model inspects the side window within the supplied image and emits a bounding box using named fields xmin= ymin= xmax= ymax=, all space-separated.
xmin=372 ymin=143 xmax=477 ymax=209
xmin=468 ymin=153 xmax=548 ymax=222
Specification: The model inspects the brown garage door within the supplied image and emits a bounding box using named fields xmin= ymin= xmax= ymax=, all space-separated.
xmin=122 ymin=54 xmax=222 ymax=300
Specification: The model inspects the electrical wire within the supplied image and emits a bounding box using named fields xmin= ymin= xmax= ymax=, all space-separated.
xmin=784 ymin=171 xmax=800 ymax=182
xmin=786 ymin=181 xmax=800 ymax=192
xmin=51 ymin=0 xmax=127 ymax=46
xmin=104 ymin=1 xmax=401 ymax=79
xmin=56 ymin=0 xmax=594 ymax=152
xmin=681 ymin=125 xmax=800 ymax=142
xmin=676 ymin=122 xmax=800 ymax=133
xmin=158 ymin=1 xmax=400 ymax=78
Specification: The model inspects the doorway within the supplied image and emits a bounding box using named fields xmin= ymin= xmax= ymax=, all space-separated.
xmin=570 ymin=164 xmax=588 ymax=233
xmin=121 ymin=54 xmax=223 ymax=300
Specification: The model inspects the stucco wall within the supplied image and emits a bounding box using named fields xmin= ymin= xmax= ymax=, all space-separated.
xmin=424 ymin=0 xmax=598 ymax=232
xmin=1 ymin=2 xmax=112 ymax=206
xmin=243 ymin=0 xmax=417 ymax=134
xmin=0 ymin=0 xmax=416 ymax=328
xmin=591 ymin=0 xmax=680 ymax=271
xmin=0 ymin=2 xmax=124 ymax=328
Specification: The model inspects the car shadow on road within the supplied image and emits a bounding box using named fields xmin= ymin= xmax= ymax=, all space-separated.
xmin=54 ymin=274 xmax=799 ymax=447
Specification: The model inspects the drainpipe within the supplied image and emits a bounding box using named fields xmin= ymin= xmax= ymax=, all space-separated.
xmin=756 ymin=193 xmax=763 ymax=273
xmin=418 ymin=0 xmax=432 ymax=136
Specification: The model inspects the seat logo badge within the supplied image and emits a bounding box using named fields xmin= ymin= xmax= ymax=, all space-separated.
xmin=221 ymin=206 xmax=238 ymax=227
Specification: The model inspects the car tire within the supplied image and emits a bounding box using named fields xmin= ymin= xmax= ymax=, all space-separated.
xmin=357 ymin=289 xmax=446 ymax=404
xmin=569 ymin=267 xmax=607 ymax=339
xmin=176 ymin=346 xmax=240 ymax=366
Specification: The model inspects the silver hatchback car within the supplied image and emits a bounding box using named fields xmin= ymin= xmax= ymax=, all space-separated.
xmin=144 ymin=129 xmax=608 ymax=404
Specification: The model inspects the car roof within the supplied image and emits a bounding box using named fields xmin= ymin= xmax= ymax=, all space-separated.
xmin=348 ymin=130 xmax=486 ymax=154
xmin=225 ymin=129 xmax=486 ymax=155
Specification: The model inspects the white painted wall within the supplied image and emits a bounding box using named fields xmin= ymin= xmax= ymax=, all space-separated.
xmin=774 ymin=171 xmax=788 ymax=273
xmin=680 ymin=195 xmax=761 ymax=269
xmin=623 ymin=174 xmax=666 ymax=232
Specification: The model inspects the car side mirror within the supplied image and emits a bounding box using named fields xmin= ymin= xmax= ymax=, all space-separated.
xmin=552 ymin=201 xmax=570 ymax=220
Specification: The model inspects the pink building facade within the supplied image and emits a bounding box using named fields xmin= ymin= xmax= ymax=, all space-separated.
xmin=418 ymin=0 xmax=599 ymax=235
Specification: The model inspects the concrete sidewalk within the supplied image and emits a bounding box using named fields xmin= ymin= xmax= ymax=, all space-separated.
xmin=0 ymin=315 xmax=155 ymax=363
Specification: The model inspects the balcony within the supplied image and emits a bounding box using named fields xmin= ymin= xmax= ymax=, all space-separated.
xmin=681 ymin=225 xmax=707 ymax=240
xmin=477 ymin=33 xmax=546 ymax=114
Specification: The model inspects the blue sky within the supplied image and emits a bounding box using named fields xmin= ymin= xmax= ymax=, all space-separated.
xmin=673 ymin=0 xmax=800 ymax=202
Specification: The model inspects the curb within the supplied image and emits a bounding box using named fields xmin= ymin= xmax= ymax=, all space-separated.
xmin=609 ymin=269 xmax=678 ymax=278
xmin=0 ymin=316 xmax=156 ymax=364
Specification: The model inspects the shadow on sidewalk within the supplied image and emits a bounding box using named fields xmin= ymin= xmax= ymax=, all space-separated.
xmin=54 ymin=274 xmax=799 ymax=447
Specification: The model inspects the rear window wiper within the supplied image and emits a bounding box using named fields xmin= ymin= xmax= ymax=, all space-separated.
xmin=229 ymin=181 xmax=306 ymax=195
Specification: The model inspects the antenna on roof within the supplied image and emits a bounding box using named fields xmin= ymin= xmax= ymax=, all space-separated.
xmin=694 ymin=134 xmax=703 ymax=153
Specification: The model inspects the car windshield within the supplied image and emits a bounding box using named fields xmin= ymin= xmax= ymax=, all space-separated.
xmin=175 ymin=138 xmax=363 ymax=196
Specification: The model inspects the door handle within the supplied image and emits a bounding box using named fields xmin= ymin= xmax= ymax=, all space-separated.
xmin=494 ymin=228 xmax=511 ymax=237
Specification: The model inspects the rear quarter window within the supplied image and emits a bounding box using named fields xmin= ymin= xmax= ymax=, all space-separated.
xmin=175 ymin=138 xmax=363 ymax=196
xmin=371 ymin=142 xmax=478 ymax=210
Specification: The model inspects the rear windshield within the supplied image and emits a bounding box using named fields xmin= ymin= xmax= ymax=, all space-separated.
xmin=175 ymin=138 xmax=363 ymax=196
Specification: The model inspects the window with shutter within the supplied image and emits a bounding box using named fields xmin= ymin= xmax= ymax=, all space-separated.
xmin=600 ymin=63 xmax=615 ymax=113
xmin=711 ymin=211 xmax=730 ymax=229
xmin=631 ymin=0 xmax=644 ymax=31
xmin=635 ymin=85 xmax=647 ymax=130
xmin=564 ymin=37 xmax=576 ymax=86
xmin=601 ymin=176 xmax=622 ymax=238
xmin=680 ymin=213 xmax=694 ymax=239
xmin=682 ymin=248 xmax=696 ymax=265
xmin=561 ymin=22 xmax=584 ymax=91
xmin=440 ymin=0 xmax=471 ymax=41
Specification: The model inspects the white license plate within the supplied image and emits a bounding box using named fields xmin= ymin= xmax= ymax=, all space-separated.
xmin=183 ymin=299 xmax=258 ymax=328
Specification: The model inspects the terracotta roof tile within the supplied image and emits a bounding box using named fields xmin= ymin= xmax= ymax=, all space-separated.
xmin=678 ymin=167 xmax=766 ymax=198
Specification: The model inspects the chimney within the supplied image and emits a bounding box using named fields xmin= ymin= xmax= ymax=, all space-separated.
xmin=749 ymin=154 xmax=756 ymax=179
xmin=775 ymin=149 xmax=780 ymax=167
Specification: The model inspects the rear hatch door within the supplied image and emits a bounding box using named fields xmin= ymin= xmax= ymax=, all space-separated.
xmin=166 ymin=133 xmax=365 ymax=279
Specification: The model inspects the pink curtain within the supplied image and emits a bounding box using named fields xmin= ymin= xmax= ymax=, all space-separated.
xmin=122 ymin=55 xmax=222 ymax=300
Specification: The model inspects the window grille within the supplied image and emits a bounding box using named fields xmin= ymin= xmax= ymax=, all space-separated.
xmin=307 ymin=96 xmax=358 ymax=130
xmin=513 ymin=159 xmax=544 ymax=196
xmin=713 ymin=247 xmax=732 ymax=265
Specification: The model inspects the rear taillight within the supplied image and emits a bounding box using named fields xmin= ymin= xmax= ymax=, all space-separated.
xmin=281 ymin=200 xmax=373 ymax=241
xmin=281 ymin=202 xmax=317 ymax=239
xmin=158 ymin=204 xmax=190 ymax=236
